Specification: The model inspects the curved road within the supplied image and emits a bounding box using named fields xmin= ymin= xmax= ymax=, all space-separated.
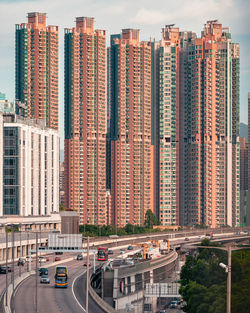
xmin=12 ymin=253 xmax=118 ymax=313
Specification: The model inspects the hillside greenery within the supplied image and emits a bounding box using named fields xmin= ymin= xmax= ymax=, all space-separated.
xmin=180 ymin=239 xmax=250 ymax=313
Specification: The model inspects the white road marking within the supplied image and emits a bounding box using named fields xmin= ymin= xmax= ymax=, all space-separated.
xmin=72 ymin=270 xmax=86 ymax=312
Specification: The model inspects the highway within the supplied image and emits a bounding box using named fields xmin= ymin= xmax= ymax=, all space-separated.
xmin=12 ymin=259 xmax=86 ymax=313
xmin=10 ymin=231 xmax=250 ymax=313
xmin=12 ymin=249 xmax=122 ymax=313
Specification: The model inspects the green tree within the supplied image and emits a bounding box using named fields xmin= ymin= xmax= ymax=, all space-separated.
xmin=144 ymin=209 xmax=159 ymax=228
xmin=59 ymin=203 xmax=66 ymax=211
xmin=180 ymin=246 xmax=250 ymax=313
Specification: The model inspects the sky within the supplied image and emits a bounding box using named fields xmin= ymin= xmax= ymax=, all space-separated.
xmin=0 ymin=0 xmax=249 ymax=145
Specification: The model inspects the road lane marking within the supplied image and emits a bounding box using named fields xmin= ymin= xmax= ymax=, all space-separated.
xmin=72 ymin=270 xmax=86 ymax=312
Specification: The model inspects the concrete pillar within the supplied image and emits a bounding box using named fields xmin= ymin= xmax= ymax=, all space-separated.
xmin=8 ymin=247 xmax=11 ymax=260
xmin=15 ymin=247 xmax=18 ymax=258
xmin=150 ymin=270 xmax=154 ymax=284
xmin=131 ymin=275 xmax=135 ymax=293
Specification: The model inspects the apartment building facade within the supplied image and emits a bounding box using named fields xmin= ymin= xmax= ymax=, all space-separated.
xmin=0 ymin=113 xmax=60 ymax=229
xmin=108 ymin=29 xmax=154 ymax=227
xmin=180 ymin=21 xmax=240 ymax=227
xmin=15 ymin=12 xmax=59 ymax=129
xmin=64 ymin=17 xmax=107 ymax=224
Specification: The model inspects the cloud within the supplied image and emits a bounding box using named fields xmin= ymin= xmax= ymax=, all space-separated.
xmin=131 ymin=8 xmax=168 ymax=25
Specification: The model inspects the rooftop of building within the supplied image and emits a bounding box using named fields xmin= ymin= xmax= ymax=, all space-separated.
xmin=60 ymin=211 xmax=79 ymax=217
xmin=2 ymin=112 xmax=58 ymax=132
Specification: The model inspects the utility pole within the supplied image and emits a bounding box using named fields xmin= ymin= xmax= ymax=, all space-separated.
xmin=5 ymin=226 xmax=8 ymax=305
xmin=86 ymin=236 xmax=89 ymax=313
xmin=27 ymin=231 xmax=30 ymax=272
xmin=35 ymin=232 xmax=38 ymax=313
xmin=227 ymin=245 xmax=232 ymax=313
xmin=19 ymin=229 xmax=21 ymax=277
xmin=12 ymin=228 xmax=15 ymax=292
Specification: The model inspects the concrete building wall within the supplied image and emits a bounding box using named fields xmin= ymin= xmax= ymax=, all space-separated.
xmin=2 ymin=114 xmax=60 ymax=222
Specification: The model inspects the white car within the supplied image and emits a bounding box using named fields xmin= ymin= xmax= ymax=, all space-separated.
xmin=170 ymin=301 xmax=178 ymax=308
xmin=39 ymin=257 xmax=47 ymax=263
xmin=40 ymin=275 xmax=50 ymax=284
xmin=26 ymin=255 xmax=33 ymax=262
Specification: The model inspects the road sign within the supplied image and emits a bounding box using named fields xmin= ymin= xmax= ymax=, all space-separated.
xmin=48 ymin=234 xmax=82 ymax=250
xmin=145 ymin=283 xmax=181 ymax=298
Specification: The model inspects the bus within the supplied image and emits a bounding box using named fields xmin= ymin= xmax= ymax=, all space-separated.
xmin=54 ymin=266 xmax=68 ymax=288
xmin=97 ymin=247 xmax=108 ymax=261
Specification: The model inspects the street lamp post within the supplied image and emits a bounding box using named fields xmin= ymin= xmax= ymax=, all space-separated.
xmin=86 ymin=236 xmax=90 ymax=313
xmin=19 ymin=228 xmax=22 ymax=277
xmin=35 ymin=232 xmax=38 ymax=313
xmin=227 ymin=245 xmax=232 ymax=313
xmin=5 ymin=226 xmax=8 ymax=306
xmin=11 ymin=227 xmax=15 ymax=292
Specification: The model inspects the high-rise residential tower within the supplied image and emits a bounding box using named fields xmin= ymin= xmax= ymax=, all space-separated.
xmin=154 ymin=26 xmax=181 ymax=226
xmin=64 ymin=17 xmax=107 ymax=224
xmin=109 ymin=29 xmax=154 ymax=227
xmin=180 ymin=20 xmax=240 ymax=227
xmin=240 ymin=137 xmax=248 ymax=225
xmin=15 ymin=12 xmax=59 ymax=129
xmin=247 ymin=93 xmax=250 ymax=226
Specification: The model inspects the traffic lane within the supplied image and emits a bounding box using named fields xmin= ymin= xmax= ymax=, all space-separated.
xmin=13 ymin=259 xmax=86 ymax=313
xmin=13 ymin=254 xmax=106 ymax=313
xmin=0 ymin=261 xmax=29 ymax=297
xmin=13 ymin=249 xmax=129 ymax=313
xmin=38 ymin=264 xmax=85 ymax=313
xmin=73 ymin=271 xmax=105 ymax=313
xmin=0 ymin=251 xmax=75 ymax=296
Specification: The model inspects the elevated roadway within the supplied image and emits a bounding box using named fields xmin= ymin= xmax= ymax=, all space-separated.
xmin=10 ymin=231 xmax=250 ymax=313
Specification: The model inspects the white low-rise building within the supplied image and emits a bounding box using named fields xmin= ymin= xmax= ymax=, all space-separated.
xmin=0 ymin=113 xmax=61 ymax=231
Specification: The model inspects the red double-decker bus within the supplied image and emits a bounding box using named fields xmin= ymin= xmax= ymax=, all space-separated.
xmin=97 ymin=247 xmax=108 ymax=261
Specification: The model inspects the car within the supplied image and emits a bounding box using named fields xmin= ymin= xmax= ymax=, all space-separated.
xmin=40 ymin=274 xmax=50 ymax=284
xmin=120 ymin=249 xmax=125 ymax=254
xmin=0 ymin=266 xmax=8 ymax=274
xmin=170 ymin=300 xmax=178 ymax=308
xmin=55 ymin=257 xmax=61 ymax=261
xmin=108 ymin=249 xmax=114 ymax=255
xmin=39 ymin=257 xmax=47 ymax=263
xmin=55 ymin=251 xmax=63 ymax=255
xmin=76 ymin=254 xmax=83 ymax=261
xmin=39 ymin=268 xmax=48 ymax=276
xmin=18 ymin=258 xmax=25 ymax=266
xmin=184 ymin=237 xmax=189 ymax=241
xmin=26 ymin=255 xmax=33 ymax=262
xmin=126 ymin=258 xmax=134 ymax=265
xmin=83 ymin=262 xmax=91 ymax=267
xmin=127 ymin=245 xmax=133 ymax=250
